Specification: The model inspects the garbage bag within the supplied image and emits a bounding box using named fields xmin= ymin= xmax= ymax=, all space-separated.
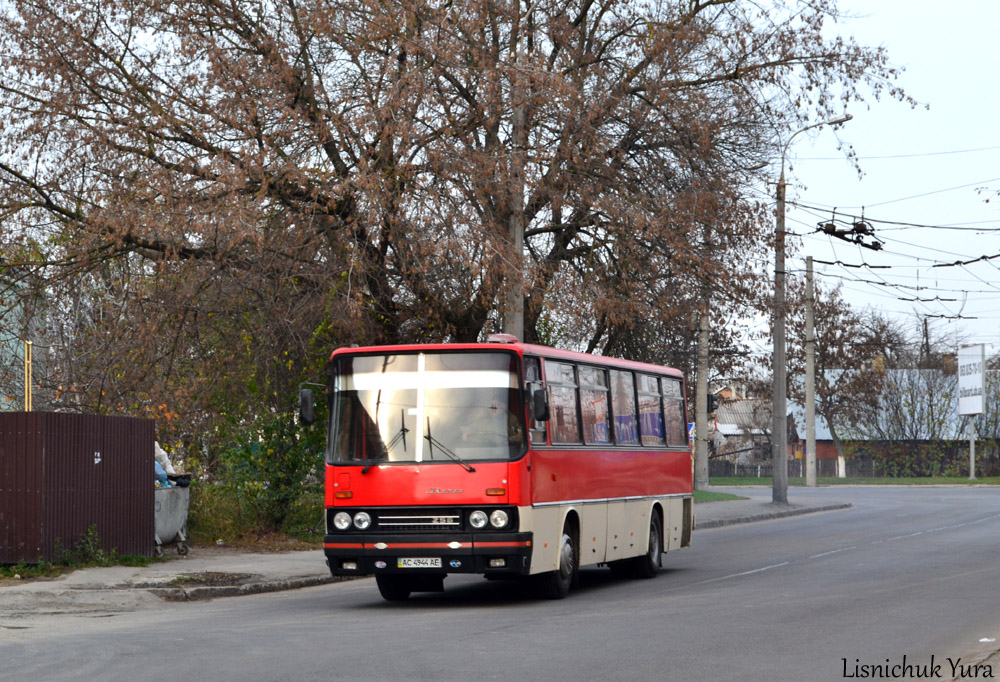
xmin=154 ymin=441 xmax=177 ymax=475
xmin=155 ymin=460 xmax=171 ymax=487
xmin=168 ymin=473 xmax=192 ymax=487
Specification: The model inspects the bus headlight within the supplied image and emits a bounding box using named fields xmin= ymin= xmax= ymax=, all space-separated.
xmin=469 ymin=510 xmax=488 ymax=529
xmin=489 ymin=510 xmax=509 ymax=529
xmin=353 ymin=511 xmax=372 ymax=530
xmin=333 ymin=512 xmax=352 ymax=531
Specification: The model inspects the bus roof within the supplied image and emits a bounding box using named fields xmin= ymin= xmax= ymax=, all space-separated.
xmin=328 ymin=339 xmax=683 ymax=379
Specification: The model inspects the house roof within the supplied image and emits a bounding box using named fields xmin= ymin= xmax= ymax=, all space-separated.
xmin=714 ymin=398 xmax=769 ymax=437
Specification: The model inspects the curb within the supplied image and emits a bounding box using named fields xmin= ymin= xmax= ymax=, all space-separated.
xmin=149 ymin=575 xmax=342 ymax=601
xmin=696 ymin=503 xmax=853 ymax=529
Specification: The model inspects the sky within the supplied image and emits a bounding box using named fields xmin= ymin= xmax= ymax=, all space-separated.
xmin=772 ymin=0 xmax=1000 ymax=358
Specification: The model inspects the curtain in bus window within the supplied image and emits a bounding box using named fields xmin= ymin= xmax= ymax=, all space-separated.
xmin=547 ymin=362 xmax=581 ymax=444
xmin=610 ymin=370 xmax=639 ymax=445
xmin=665 ymin=399 xmax=686 ymax=446
xmin=549 ymin=385 xmax=581 ymax=444
xmin=662 ymin=379 xmax=686 ymax=446
xmin=579 ymin=366 xmax=610 ymax=445
xmin=637 ymin=374 xmax=665 ymax=446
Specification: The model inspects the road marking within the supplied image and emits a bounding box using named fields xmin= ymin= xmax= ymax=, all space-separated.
xmin=927 ymin=513 xmax=1000 ymax=533
xmin=885 ymin=531 xmax=924 ymax=541
xmin=686 ymin=512 xmax=1000 ymax=589
xmin=693 ymin=562 xmax=790 ymax=586
xmin=809 ymin=546 xmax=856 ymax=559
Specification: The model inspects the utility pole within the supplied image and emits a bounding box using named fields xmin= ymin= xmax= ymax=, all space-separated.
xmin=503 ymin=3 xmax=526 ymax=339
xmin=695 ymin=304 xmax=711 ymax=490
xmin=805 ymin=257 xmax=816 ymax=487
xmin=773 ymin=114 xmax=851 ymax=506
xmin=773 ymin=168 xmax=789 ymax=504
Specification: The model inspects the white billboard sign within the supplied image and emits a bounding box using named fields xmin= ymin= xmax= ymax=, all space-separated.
xmin=958 ymin=344 xmax=985 ymax=415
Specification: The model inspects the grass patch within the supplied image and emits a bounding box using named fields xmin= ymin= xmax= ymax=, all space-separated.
xmin=709 ymin=476 xmax=1000 ymax=487
xmin=1 ymin=525 xmax=161 ymax=584
xmin=212 ymin=531 xmax=320 ymax=552
xmin=694 ymin=490 xmax=750 ymax=503
xmin=0 ymin=561 xmax=64 ymax=582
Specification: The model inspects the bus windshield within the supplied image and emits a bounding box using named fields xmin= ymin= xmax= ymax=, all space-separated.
xmin=327 ymin=351 xmax=526 ymax=466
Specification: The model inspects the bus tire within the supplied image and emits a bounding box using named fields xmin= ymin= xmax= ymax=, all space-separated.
xmin=536 ymin=523 xmax=577 ymax=599
xmin=376 ymin=575 xmax=412 ymax=601
xmin=633 ymin=513 xmax=662 ymax=580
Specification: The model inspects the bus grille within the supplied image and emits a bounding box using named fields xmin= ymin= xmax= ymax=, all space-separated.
xmin=375 ymin=510 xmax=464 ymax=532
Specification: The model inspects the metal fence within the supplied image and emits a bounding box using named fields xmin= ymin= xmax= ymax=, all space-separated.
xmin=0 ymin=412 xmax=154 ymax=563
xmin=709 ymin=458 xmax=883 ymax=479
xmin=710 ymin=452 xmax=995 ymax=479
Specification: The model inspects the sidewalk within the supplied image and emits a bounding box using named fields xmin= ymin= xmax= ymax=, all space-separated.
xmin=0 ymin=547 xmax=342 ymax=618
xmin=0 ymin=494 xmax=849 ymax=616
xmin=694 ymin=493 xmax=853 ymax=529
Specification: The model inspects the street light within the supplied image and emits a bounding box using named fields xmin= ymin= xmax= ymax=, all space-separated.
xmin=772 ymin=113 xmax=852 ymax=505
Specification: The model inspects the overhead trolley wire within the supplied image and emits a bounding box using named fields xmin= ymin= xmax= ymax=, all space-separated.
xmin=798 ymin=143 xmax=1000 ymax=161
xmin=789 ymin=200 xmax=1000 ymax=232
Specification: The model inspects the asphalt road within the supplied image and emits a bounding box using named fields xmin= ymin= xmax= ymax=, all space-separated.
xmin=3 ymin=486 xmax=1000 ymax=682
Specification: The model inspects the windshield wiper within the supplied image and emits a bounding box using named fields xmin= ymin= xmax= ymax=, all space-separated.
xmin=385 ymin=409 xmax=409 ymax=452
xmin=425 ymin=418 xmax=475 ymax=472
xmin=363 ymin=410 xmax=409 ymax=474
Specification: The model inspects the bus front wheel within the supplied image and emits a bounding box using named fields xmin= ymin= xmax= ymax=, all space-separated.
xmin=536 ymin=524 xmax=577 ymax=599
xmin=376 ymin=575 xmax=412 ymax=601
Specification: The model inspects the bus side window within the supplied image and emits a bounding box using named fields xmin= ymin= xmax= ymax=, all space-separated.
xmin=547 ymin=361 xmax=582 ymax=444
xmin=662 ymin=378 xmax=686 ymax=446
xmin=525 ymin=357 xmax=548 ymax=445
xmin=610 ymin=370 xmax=639 ymax=445
xmin=638 ymin=374 xmax=665 ymax=446
xmin=579 ymin=365 xmax=610 ymax=445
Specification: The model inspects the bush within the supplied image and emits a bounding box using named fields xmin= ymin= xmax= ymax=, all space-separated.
xmin=188 ymin=404 xmax=326 ymax=542
xmin=187 ymin=479 xmax=324 ymax=544
xmin=187 ymin=480 xmax=255 ymax=544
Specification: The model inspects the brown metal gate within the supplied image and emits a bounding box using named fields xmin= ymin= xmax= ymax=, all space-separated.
xmin=0 ymin=412 xmax=154 ymax=563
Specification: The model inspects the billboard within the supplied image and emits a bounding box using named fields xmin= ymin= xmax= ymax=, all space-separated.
xmin=958 ymin=344 xmax=985 ymax=416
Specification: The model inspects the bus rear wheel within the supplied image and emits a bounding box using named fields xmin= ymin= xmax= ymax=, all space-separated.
xmin=633 ymin=513 xmax=662 ymax=579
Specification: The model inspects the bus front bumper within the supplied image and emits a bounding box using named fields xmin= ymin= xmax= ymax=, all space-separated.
xmin=323 ymin=532 xmax=533 ymax=577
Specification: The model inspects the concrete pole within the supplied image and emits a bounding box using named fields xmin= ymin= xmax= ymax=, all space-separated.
xmin=503 ymin=6 xmax=525 ymax=340
xmin=805 ymin=257 xmax=816 ymax=487
xmin=772 ymin=171 xmax=788 ymax=504
xmin=771 ymin=114 xmax=851 ymax=504
xmin=695 ymin=306 xmax=710 ymax=490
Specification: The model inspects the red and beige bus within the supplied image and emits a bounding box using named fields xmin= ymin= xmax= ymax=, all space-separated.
xmin=300 ymin=334 xmax=693 ymax=601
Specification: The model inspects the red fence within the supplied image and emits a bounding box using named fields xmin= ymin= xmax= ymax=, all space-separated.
xmin=0 ymin=412 xmax=154 ymax=563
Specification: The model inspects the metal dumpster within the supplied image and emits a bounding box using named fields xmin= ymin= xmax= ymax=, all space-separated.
xmin=154 ymin=486 xmax=190 ymax=556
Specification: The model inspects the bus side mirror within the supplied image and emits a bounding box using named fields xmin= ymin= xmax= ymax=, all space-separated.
xmin=532 ymin=387 xmax=550 ymax=422
xmin=299 ymin=388 xmax=315 ymax=426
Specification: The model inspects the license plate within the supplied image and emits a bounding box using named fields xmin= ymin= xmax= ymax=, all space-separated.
xmin=397 ymin=557 xmax=441 ymax=569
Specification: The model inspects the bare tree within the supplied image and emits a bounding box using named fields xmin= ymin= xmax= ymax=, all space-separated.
xmin=786 ymin=280 xmax=908 ymax=468
xmin=1 ymin=0 xmax=913 ymax=453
